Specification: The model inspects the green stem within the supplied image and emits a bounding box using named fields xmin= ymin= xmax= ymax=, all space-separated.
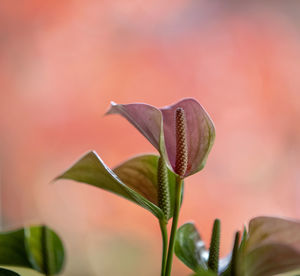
xmin=159 ymin=220 xmax=168 ymax=276
xmin=165 ymin=177 xmax=183 ymax=276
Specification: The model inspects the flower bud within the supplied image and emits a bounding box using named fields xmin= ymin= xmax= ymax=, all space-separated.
xmin=157 ymin=157 xmax=170 ymax=220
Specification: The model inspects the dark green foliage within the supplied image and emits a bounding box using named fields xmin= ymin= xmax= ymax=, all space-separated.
xmin=0 ymin=268 xmax=20 ymax=276
xmin=0 ymin=226 xmax=64 ymax=275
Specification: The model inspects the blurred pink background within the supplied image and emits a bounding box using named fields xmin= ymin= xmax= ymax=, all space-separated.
xmin=1 ymin=1 xmax=300 ymax=275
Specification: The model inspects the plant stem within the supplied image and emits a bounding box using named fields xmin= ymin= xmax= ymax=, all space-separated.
xmin=159 ymin=220 xmax=168 ymax=276
xmin=165 ymin=176 xmax=183 ymax=276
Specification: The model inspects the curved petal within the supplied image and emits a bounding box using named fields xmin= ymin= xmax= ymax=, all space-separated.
xmin=106 ymin=102 xmax=162 ymax=150
xmin=237 ymin=216 xmax=300 ymax=276
xmin=238 ymin=243 xmax=300 ymax=276
xmin=106 ymin=98 xmax=215 ymax=177
xmin=160 ymin=98 xmax=215 ymax=177
xmin=55 ymin=151 xmax=169 ymax=220
xmin=246 ymin=216 xmax=300 ymax=251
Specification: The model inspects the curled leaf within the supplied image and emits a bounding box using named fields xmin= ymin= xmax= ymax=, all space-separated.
xmin=0 ymin=229 xmax=31 ymax=267
xmin=0 ymin=226 xmax=64 ymax=275
xmin=56 ymin=151 xmax=177 ymax=220
xmin=175 ymin=222 xmax=208 ymax=272
xmin=24 ymin=226 xmax=64 ymax=275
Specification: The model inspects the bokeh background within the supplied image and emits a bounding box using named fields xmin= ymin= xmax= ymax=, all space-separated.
xmin=1 ymin=1 xmax=300 ymax=275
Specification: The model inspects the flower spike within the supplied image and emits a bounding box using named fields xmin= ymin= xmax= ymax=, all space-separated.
xmin=107 ymin=98 xmax=215 ymax=178
xmin=175 ymin=108 xmax=188 ymax=178
xmin=157 ymin=157 xmax=171 ymax=220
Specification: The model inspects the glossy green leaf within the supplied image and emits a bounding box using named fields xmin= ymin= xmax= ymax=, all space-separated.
xmin=175 ymin=222 xmax=208 ymax=272
xmin=237 ymin=216 xmax=300 ymax=276
xmin=0 ymin=229 xmax=31 ymax=267
xmin=24 ymin=226 xmax=64 ymax=275
xmin=56 ymin=151 xmax=179 ymax=220
xmin=0 ymin=268 xmax=21 ymax=276
xmin=0 ymin=226 xmax=64 ymax=275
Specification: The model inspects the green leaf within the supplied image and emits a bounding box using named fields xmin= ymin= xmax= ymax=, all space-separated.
xmin=114 ymin=154 xmax=176 ymax=220
xmin=0 ymin=226 xmax=64 ymax=275
xmin=0 ymin=229 xmax=31 ymax=267
xmin=24 ymin=226 xmax=64 ymax=275
xmin=0 ymin=268 xmax=21 ymax=276
xmin=175 ymin=222 xmax=208 ymax=272
xmin=56 ymin=151 xmax=179 ymax=220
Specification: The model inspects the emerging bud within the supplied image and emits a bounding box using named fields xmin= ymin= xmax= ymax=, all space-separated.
xmin=175 ymin=107 xmax=188 ymax=178
xmin=208 ymin=219 xmax=221 ymax=273
xmin=157 ymin=157 xmax=170 ymax=220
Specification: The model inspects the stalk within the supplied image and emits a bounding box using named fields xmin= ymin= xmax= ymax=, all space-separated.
xmin=164 ymin=177 xmax=183 ymax=276
xmin=159 ymin=220 xmax=168 ymax=276
xmin=164 ymin=106 xmax=187 ymax=275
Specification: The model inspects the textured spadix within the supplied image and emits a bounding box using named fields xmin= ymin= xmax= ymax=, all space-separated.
xmin=106 ymin=98 xmax=215 ymax=178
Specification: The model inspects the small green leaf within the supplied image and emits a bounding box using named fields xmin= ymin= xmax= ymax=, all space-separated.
xmin=0 ymin=226 xmax=64 ymax=275
xmin=0 ymin=268 xmax=21 ymax=276
xmin=0 ymin=229 xmax=31 ymax=267
xmin=24 ymin=226 xmax=64 ymax=275
xmin=175 ymin=222 xmax=208 ymax=272
xmin=56 ymin=151 xmax=178 ymax=220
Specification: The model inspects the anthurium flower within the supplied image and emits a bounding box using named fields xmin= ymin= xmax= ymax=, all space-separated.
xmin=237 ymin=216 xmax=300 ymax=276
xmin=106 ymin=98 xmax=215 ymax=178
xmin=55 ymin=151 xmax=177 ymax=221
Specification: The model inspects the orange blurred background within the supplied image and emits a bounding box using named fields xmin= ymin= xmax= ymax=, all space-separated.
xmin=1 ymin=1 xmax=300 ymax=275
